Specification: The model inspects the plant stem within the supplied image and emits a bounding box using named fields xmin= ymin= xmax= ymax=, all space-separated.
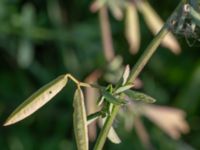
xmin=93 ymin=2 xmax=183 ymax=150
xmin=127 ymin=25 xmax=169 ymax=83
xmin=93 ymin=105 xmax=120 ymax=150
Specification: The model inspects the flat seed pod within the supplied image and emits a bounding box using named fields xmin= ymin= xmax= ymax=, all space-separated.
xmin=125 ymin=90 xmax=156 ymax=103
xmin=4 ymin=75 xmax=68 ymax=126
xmin=73 ymin=87 xmax=88 ymax=150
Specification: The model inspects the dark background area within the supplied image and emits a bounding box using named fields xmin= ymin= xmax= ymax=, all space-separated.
xmin=0 ymin=0 xmax=200 ymax=149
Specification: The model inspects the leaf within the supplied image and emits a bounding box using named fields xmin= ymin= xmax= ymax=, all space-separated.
xmin=73 ymin=87 xmax=88 ymax=150
xmin=138 ymin=1 xmax=181 ymax=54
xmin=122 ymin=65 xmax=130 ymax=85
xmin=17 ymin=39 xmax=34 ymax=68
xmin=115 ymin=84 xmax=134 ymax=94
xmin=102 ymin=118 xmax=121 ymax=144
xmin=125 ymin=2 xmax=140 ymax=54
xmin=125 ymin=90 xmax=156 ymax=103
xmin=4 ymin=75 xmax=68 ymax=126
xmin=102 ymin=90 xmax=125 ymax=105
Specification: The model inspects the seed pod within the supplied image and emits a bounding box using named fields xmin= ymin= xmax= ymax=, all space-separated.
xmin=73 ymin=87 xmax=88 ymax=150
xmin=4 ymin=75 xmax=68 ymax=126
xmin=125 ymin=90 xmax=156 ymax=103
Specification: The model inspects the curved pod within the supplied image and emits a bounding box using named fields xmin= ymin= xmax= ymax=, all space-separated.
xmin=4 ymin=74 xmax=68 ymax=126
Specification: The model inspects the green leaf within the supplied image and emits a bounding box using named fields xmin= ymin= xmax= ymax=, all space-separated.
xmin=115 ymin=84 xmax=134 ymax=94
xmin=73 ymin=87 xmax=88 ymax=150
xmin=122 ymin=65 xmax=130 ymax=85
xmin=102 ymin=90 xmax=125 ymax=105
xmin=125 ymin=90 xmax=156 ymax=103
xmin=4 ymin=75 xmax=68 ymax=126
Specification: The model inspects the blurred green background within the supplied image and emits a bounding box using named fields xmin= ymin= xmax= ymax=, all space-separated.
xmin=0 ymin=0 xmax=200 ymax=149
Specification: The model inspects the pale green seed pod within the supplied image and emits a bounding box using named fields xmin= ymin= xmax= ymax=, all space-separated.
xmin=4 ymin=75 xmax=68 ymax=126
xmin=73 ymin=87 xmax=88 ymax=150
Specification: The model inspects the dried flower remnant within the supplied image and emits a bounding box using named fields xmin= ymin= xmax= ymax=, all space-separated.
xmin=125 ymin=2 xmax=140 ymax=54
xmin=137 ymin=0 xmax=181 ymax=54
xmin=143 ymin=104 xmax=190 ymax=139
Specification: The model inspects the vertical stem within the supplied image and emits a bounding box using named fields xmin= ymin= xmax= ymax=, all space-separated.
xmin=94 ymin=2 xmax=183 ymax=150
xmin=93 ymin=105 xmax=120 ymax=150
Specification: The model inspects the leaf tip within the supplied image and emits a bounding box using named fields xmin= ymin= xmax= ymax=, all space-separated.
xmin=3 ymin=119 xmax=13 ymax=126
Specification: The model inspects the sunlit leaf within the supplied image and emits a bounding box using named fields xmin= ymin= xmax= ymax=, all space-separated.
xmin=73 ymin=87 xmax=88 ymax=150
xmin=4 ymin=75 xmax=68 ymax=126
xmin=125 ymin=90 xmax=156 ymax=103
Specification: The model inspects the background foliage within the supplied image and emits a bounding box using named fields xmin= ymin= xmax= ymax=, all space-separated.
xmin=0 ymin=0 xmax=200 ymax=149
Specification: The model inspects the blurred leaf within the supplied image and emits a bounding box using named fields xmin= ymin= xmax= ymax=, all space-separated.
xmin=47 ymin=0 xmax=63 ymax=26
xmin=17 ymin=39 xmax=34 ymax=68
xmin=138 ymin=0 xmax=181 ymax=54
xmin=21 ymin=3 xmax=35 ymax=29
xmin=143 ymin=104 xmax=190 ymax=139
xmin=175 ymin=63 xmax=200 ymax=114
xmin=90 ymin=0 xmax=107 ymax=12
xmin=125 ymin=90 xmax=156 ymax=103
xmin=107 ymin=0 xmax=123 ymax=20
xmin=125 ymin=2 xmax=140 ymax=54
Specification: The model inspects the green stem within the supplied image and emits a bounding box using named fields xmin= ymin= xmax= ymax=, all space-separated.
xmin=127 ymin=2 xmax=183 ymax=84
xmin=93 ymin=105 xmax=120 ymax=150
xmin=93 ymin=2 xmax=183 ymax=150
